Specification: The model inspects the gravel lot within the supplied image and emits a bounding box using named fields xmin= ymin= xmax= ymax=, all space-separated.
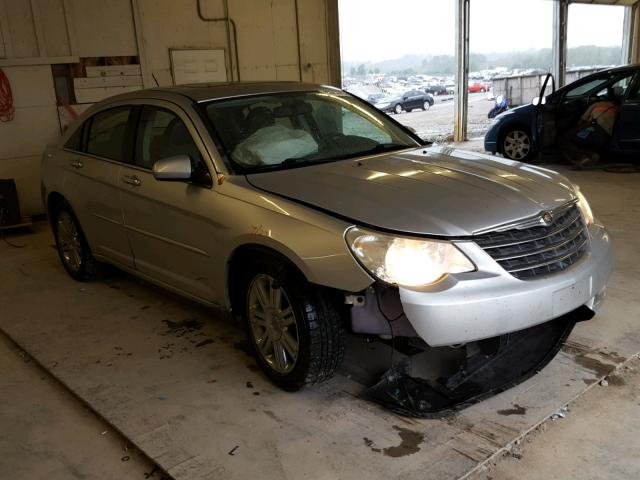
xmin=387 ymin=91 xmax=495 ymax=143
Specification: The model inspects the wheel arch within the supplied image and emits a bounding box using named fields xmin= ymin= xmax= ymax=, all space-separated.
xmin=46 ymin=191 xmax=69 ymax=226
xmin=226 ymin=242 xmax=312 ymax=318
xmin=498 ymin=122 xmax=533 ymax=155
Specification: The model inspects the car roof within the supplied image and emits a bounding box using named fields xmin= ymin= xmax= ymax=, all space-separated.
xmin=554 ymin=64 xmax=640 ymax=93
xmin=592 ymin=64 xmax=639 ymax=75
xmin=108 ymin=81 xmax=338 ymax=103
xmin=568 ymin=63 xmax=640 ymax=81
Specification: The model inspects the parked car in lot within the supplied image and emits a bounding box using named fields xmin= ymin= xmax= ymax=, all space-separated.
xmin=43 ymin=82 xmax=611 ymax=398
xmin=424 ymin=84 xmax=448 ymax=96
xmin=468 ymin=82 xmax=490 ymax=93
xmin=485 ymin=65 xmax=640 ymax=161
xmin=374 ymin=90 xmax=434 ymax=114
xmin=366 ymin=92 xmax=386 ymax=104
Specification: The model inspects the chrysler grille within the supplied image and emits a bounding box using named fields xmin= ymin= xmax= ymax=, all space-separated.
xmin=473 ymin=205 xmax=589 ymax=280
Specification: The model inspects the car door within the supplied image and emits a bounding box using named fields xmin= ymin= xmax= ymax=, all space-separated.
xmin=535 ymin=73 xmax=557 ymax=150
xmin=611 ymin=73 xmax=640 ymax=152
xmin=399 ymin=92 xmax=410 ymax=110
xmin=61 ymin=106 xmax=135 ymax=268
xmin=117 ymin=102 xmax=221 ymax=301
xmin=410 ymin=90 xmax=422 ymax=109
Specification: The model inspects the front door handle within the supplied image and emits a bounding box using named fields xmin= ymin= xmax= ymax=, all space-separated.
xmin=70 ymin=160 xmax=84 ymax=169
xmin=122 ymin=175 xmax=142 ymax=187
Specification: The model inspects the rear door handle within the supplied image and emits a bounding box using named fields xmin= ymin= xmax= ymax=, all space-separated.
xmin=70 ymin=160 xmax=84 ymax=169
xmin=122 ymin=175 xmax=141 ymax=187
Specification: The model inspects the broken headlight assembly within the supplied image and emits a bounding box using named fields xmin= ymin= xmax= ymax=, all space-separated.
xmin=575 ymin=188 xmax=594 ymax=225
xmin=345 ymin=227 xmax=475 ymax=288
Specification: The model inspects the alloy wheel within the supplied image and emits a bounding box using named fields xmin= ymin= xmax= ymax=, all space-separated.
xmin=56 ymin=211 xmax=82 ymax=272
xmin=247 ymin=274 xmax=299 ymax=374
xmin=503 ymin=130 xmax=531 ymax=160
xmin=394 ymin=104 xmax=402 ymax=114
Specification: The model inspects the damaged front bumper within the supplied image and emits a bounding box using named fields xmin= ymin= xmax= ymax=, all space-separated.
xmin=352 ymin=223 xmax=612 ymax=417
xmin=366 ymin=307 xmax=592 ymax=417
xmin=399 ymin=223 xmax=612 ymax=346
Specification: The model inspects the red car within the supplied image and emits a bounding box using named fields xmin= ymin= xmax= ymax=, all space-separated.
xmin=468 ymin=82 xmax=490 ymax=93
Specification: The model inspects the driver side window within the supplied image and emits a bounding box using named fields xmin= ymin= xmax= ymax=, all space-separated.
xmin=135 ymin=106 xmax=212 ymax=186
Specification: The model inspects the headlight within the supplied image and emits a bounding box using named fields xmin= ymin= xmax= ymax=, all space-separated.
xmin=575 ymin=188 xmax=594 ymax=225
xmin=345 ymin=227 xmax=475 ymax=288
xmin=376 ymin=103 xmax=390 ymax=109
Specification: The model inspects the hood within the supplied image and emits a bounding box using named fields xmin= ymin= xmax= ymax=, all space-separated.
xmin=496 ymin=102 xmax=534 ymax=120
xmin=246 ymin=146 xmax=576 ymax=237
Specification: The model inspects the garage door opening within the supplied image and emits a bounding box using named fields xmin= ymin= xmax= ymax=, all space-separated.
xmin=469 ymin=0 xmax=554 ymax=139
xmin=568 ymin=3 xmax=627 ymax=69
xmin=338 ymin=0 xmax=456 ymax=143
xmin=339 ymin=0 xmax=635 ymax=145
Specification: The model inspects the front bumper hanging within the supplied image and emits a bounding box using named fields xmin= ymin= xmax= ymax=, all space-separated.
xmin=365 ymin=306 xmax=594 ymax=417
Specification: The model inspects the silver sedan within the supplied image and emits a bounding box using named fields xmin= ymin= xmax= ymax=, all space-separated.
xmin=42 ymin=82 xmax=612 ymax=391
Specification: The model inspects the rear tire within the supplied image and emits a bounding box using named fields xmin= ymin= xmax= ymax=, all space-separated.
xmin=238 ymin=256 xmax=345 ymax=391
xmin=423 ymin=101 xmax=430 ymax=111
xmin=52 ymin=201 xmax=99 ymax=281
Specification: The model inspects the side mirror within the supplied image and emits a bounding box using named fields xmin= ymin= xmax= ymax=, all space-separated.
xmin=153 ymin=155 xmax=192 ymax=181
xmin=532 ymin=96 xmax=547 ymax=106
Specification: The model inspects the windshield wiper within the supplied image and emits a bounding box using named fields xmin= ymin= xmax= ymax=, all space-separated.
xmin=245 ymin=143 xmax=414 ymax=175
xmin=357 ymin=143 xmax=410 ymax=155
xmin=283 ymin=143 xmax=410 ymax=166
xmin=282 ymin=153 xmax=318 ymax=165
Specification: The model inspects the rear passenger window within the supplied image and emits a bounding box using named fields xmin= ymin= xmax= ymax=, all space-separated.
xmin=86 ymin=107 xmax=132 ymax=161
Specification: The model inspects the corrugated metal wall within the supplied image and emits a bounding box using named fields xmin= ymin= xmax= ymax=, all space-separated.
xmin=492 ymin=68 xmax=604 ymax=107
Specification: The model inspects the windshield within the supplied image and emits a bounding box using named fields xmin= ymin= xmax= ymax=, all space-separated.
xmin=200 ymin=90 xmax=419 ymax=174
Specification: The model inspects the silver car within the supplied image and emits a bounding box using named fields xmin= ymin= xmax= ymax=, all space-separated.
xmin=42 ymin=82 xmax=612 ymax=391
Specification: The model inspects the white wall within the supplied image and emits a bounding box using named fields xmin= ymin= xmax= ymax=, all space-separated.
xmin=0 ymin=66 xmax=59 ymax=215
xmin=0 ymin=0 xmax=334 ymax=215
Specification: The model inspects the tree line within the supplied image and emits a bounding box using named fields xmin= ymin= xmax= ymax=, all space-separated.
xmin=346 ymin=45 xmax=623 ymax=76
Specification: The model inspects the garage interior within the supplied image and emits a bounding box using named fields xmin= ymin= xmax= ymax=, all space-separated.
xmin=1 ymin=1 xmax=640 ymax=479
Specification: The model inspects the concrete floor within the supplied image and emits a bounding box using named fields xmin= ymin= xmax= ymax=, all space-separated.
xmin=0 ymin=332 xmax=158 ymax=479
xmin=0 ymin=163 xmax=638 ymax=480
xmin=473 ymin=356 xmax=640 ymax=480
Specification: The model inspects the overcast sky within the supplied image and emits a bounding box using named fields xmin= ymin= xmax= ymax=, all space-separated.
xmin=339 ymin=0 xmax=626 ymax=62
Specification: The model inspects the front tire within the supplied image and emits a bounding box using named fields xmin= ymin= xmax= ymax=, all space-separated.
xmin=239 ymin=257 xmax=345 ymax=391
xmin=52 ymin=202 xmax=99 ymax=281
xmin=394 ymin=104 xmax=403 ymax=114
xmin=501 ymin=128 xmax=534 ymax=162
xmin=423 ymin=101 xmax=430 ymax=111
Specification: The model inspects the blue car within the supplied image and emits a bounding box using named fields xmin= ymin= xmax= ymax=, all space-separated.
xmin=485 ymin=65 xmax=640 ymax=162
